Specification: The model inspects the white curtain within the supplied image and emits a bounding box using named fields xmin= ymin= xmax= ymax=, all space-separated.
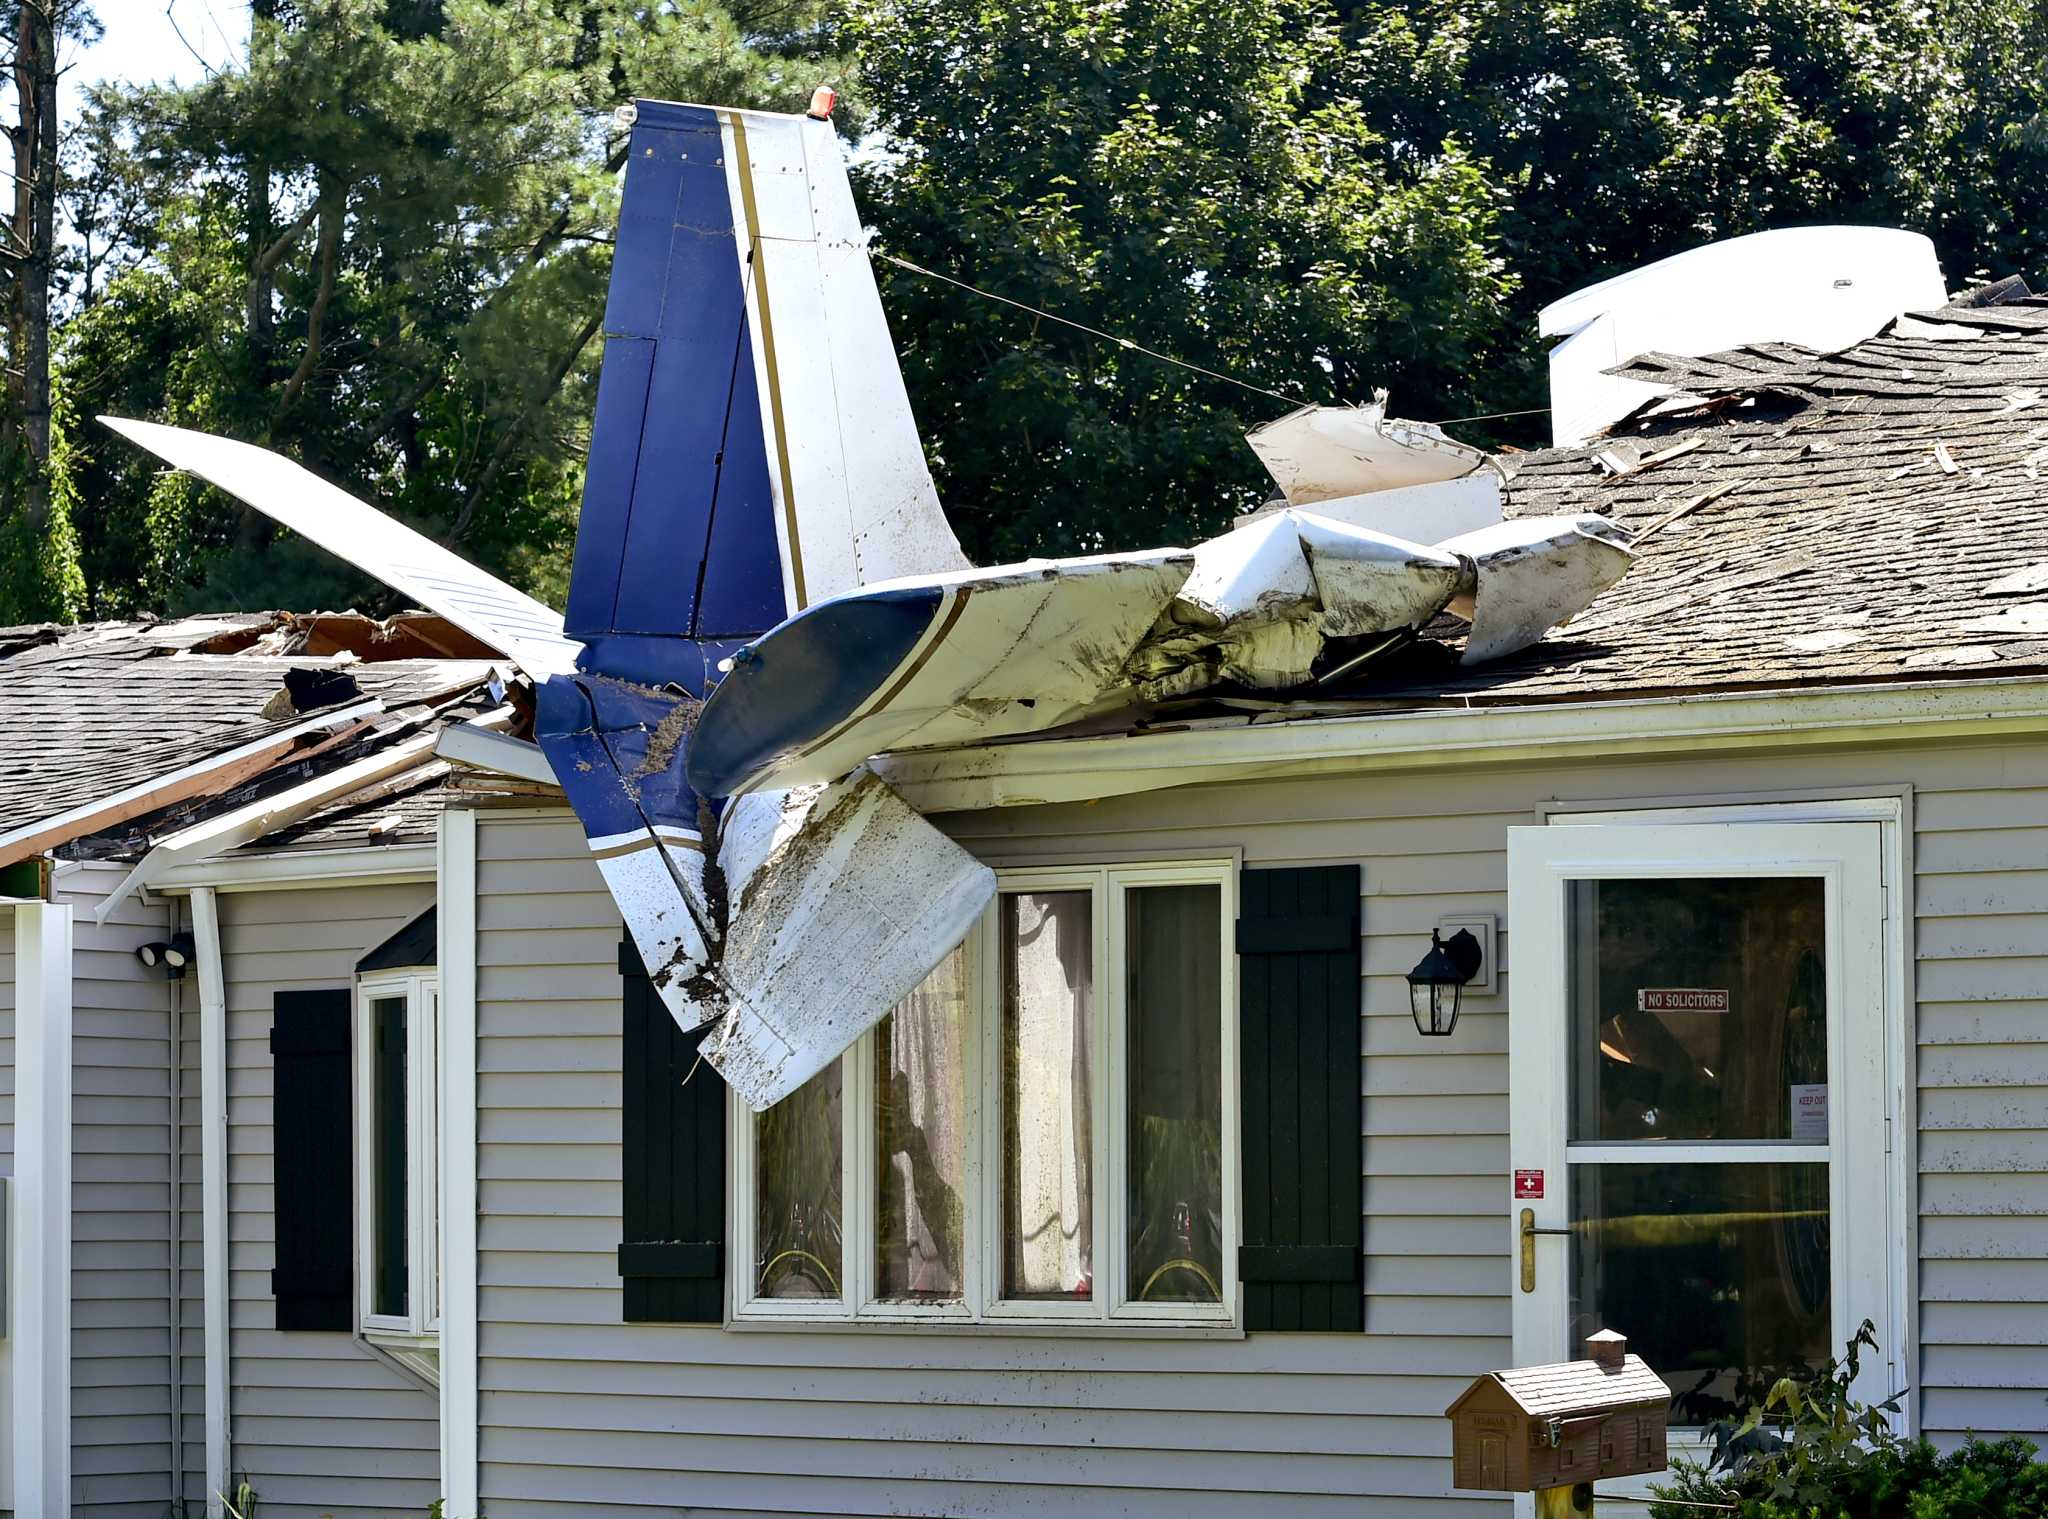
xmin=1003 ymin=892 xmax=1094 ymax=1297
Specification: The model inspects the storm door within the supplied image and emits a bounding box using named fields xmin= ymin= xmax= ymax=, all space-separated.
xmin=1507 ymin=821 xmax=1893 ymax=1491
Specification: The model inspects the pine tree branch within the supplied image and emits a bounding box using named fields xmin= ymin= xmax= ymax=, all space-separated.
xmin=252 ymin=199 xmax=320 ymax=285
xmin=449 ymin=306 xmax=603 ymax=544
xmin=278 ymin=189 xmax=342 ymax=410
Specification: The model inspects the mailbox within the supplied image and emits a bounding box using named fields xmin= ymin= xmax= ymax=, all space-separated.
xmin=1444 ymin=1330 xmax=1670 ymax=1493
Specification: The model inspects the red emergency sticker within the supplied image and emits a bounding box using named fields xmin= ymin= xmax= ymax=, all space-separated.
xmin=1514 ymin=1169 xmax=1544 ymax=1199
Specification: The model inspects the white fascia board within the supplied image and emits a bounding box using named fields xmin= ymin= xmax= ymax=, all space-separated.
xmin=150 ymin=842 xmax=438 ymax=894
xmin=97 ymin=707 xmax=515 ymax=921
xmin=875 ymin=676 xmax=2048 ymax=811
xmin=435 ymin=720 xmax=558 ymax=786
xmin=0 ymin=697 xmax=384 ymax=862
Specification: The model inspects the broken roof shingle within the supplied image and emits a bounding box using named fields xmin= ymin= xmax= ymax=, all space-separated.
xmin=0 ymin=618 xmax=496 ymax=852
xmin=1362 ymin=294 xmax=2048 ymax=706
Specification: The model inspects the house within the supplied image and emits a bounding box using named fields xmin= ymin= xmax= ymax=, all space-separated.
xmin=6 ymin=95 xmax=2048 ymax=1519
xmin=440 ymin=278 xmax=2048 ymax=1518
xmin=0 ymin=613 xmax=505 ymax=1515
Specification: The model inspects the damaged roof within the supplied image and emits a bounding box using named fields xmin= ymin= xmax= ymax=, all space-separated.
xmin=1357 ymin=288 xmax=2048 ymax=705
xmin=0 ymin=611 xmax=502 ymax=866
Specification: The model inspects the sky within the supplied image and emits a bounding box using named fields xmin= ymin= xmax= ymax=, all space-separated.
xmin=64 ymin=0 xmax=236 ymax=116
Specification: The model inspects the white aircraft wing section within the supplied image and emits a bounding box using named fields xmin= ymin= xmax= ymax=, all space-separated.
xmin=1539 ymin=226 xmax=1949 ymax=445
xmin=100 ymin=417 xmax=583 ymax=677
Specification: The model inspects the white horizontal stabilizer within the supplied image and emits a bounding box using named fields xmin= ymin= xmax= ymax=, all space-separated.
xmin=99 ymin=417 xmax=583 ymax=677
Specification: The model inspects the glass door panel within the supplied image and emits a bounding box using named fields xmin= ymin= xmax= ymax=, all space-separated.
xmin=1569 ymin=877 xmax=1829 ymax=1144
xmin=1570 ymin=1161 xmax=1832 ymax=1425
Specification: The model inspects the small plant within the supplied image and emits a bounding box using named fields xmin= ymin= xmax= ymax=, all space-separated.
xmin=1651 ymin=1321 xmax=2048 ymax=1518
xmin=1705 ymin=1319 xmax=1905 ymax=1505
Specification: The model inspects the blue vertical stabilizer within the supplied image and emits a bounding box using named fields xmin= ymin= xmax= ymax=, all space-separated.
xmin=564 ymin=99 xmax=787 ymax=694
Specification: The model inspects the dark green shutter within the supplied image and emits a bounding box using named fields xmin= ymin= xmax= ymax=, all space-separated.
xmin=270 ymin=988 xmax=354 ymax=1331
xmin=618 ymin=939 xmax=727 ymax=1322
xmin=1237 ymin=865 xmax=1363 ymax=1331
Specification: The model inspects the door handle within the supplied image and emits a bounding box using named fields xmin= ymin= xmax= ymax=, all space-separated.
xmin=1519 ymin=1207 xmax=1571 ymax=1293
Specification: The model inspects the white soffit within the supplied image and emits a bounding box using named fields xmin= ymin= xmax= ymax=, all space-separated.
xmin=1540 ymin=226 xmax=1949 ymax=447
xmin=99 ymin=418 xmax=583 ymax=677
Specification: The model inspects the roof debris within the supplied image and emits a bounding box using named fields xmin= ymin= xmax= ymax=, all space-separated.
xmin=0 ymin=616 xmax=502 ymax=874
xmin=1987 ymin=563 xmax=2048 ymax=597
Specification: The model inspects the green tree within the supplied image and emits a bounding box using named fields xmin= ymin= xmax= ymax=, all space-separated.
xmin=51 ymin=0 xmax=842 ymax=619
xmin=1342 ymin=0 xmax=2048 ymax=427
xmin=847 ymin=0 xmax=1516 ymax=563
xmin=0 ymin=0 xmax=102 ymax=623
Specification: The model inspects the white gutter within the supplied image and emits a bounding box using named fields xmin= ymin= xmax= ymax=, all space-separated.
xmin=437 ymin=809 xmax=481 ymax=1517
xmin=0 ymin=698 xmax=384 ymax=867
xmin=149 ymin=842 xmax=438 ymax=896
xmin=876 ymin=675 xmax=2048 ymax=811
xmin=190 ymin=885 xmax=231 ymax=1519
xmin=97 ymin=706 xmax=516 ymax=922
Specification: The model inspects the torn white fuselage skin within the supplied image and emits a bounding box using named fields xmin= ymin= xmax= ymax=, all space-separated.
xmin=1244 ymin=395 xmax=1491 ymax=507
xmin=586 ymin=761 xmax=993 ymax=1111
xmin=688 ymin=507 xmax=1638 ymax=798
xmin=704 ymin=770 xmax=994 ymax=1109
xmin=1441 ymin=515 xmax=1639 ymax=665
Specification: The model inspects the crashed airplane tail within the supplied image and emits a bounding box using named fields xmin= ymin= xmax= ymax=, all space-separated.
xmin=565 ymin=94 xmax=969 ymax=693
xmin=541 ymin=95 xmax=988 ymax=1106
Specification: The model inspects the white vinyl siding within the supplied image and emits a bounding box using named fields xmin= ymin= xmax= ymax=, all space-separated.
xmin=0 ymin=908 xmax=13 ymax=1167
xmin=460 ymin=736 xmax=2046 ymax=1514
xmin=55 ymin=864 xmax=180 ymax=1517
xmin=212 ymin=881 xmax=441 ymax=1518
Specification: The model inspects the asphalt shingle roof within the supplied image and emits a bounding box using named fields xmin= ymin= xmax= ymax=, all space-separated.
xmin=0 ymin=619 xmax=494 ymax=846
xmin=1362 ymin=293 xmax=2048 ymax=705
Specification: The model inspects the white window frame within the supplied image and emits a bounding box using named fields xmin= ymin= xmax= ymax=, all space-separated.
xmin=355 ymin=970 xmax=441 ymax=1348
xmin=1507 ymin=816 xmax=1900 ymax=1506
xmin=731 ymin=860 xmax=1240 ymax=1329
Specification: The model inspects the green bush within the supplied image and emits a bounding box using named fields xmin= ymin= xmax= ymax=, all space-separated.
xmin=1649 ymin=1321 xmax=2048 ymax=1518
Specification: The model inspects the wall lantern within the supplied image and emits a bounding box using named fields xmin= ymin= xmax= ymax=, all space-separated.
xmin=137 ymin=933 xmax=196 ymax=978
xmin=1408 ymin=928 xmax=1483 ymax=1037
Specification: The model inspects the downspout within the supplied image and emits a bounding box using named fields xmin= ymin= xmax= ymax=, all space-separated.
xmin=13 ymin=898 xmax=74 ymax=1516
xmin=190 ymin=885 xmax=231 ymax=1519
xmin=166 ymin=893 xmax=184 ymax=1514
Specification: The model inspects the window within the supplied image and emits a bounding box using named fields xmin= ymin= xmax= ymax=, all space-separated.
xmin=732 ymin=862 xmax=1238 ymax=1326
xmin=355 ymin=970 xmax=440 ymax=1365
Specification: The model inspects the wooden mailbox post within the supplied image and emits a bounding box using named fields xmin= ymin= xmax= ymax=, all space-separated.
xmin=1445 ymin=1330 xmax=1671 ymax=1516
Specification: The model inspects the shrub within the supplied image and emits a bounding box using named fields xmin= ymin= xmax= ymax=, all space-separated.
xmin=1649 ymin=1322 xmax=2048 ymax=1519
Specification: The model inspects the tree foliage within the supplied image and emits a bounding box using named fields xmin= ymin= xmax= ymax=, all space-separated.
xmin=30 ymin=0 xmax=839 ymax=623
xmin=7 ymin=0 xmax=2047 ymax=617
xmin=849 ymin=0 xmax=1515 ymax=561
xmin=1343 ymin=0 xmax=2048 ymax=414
